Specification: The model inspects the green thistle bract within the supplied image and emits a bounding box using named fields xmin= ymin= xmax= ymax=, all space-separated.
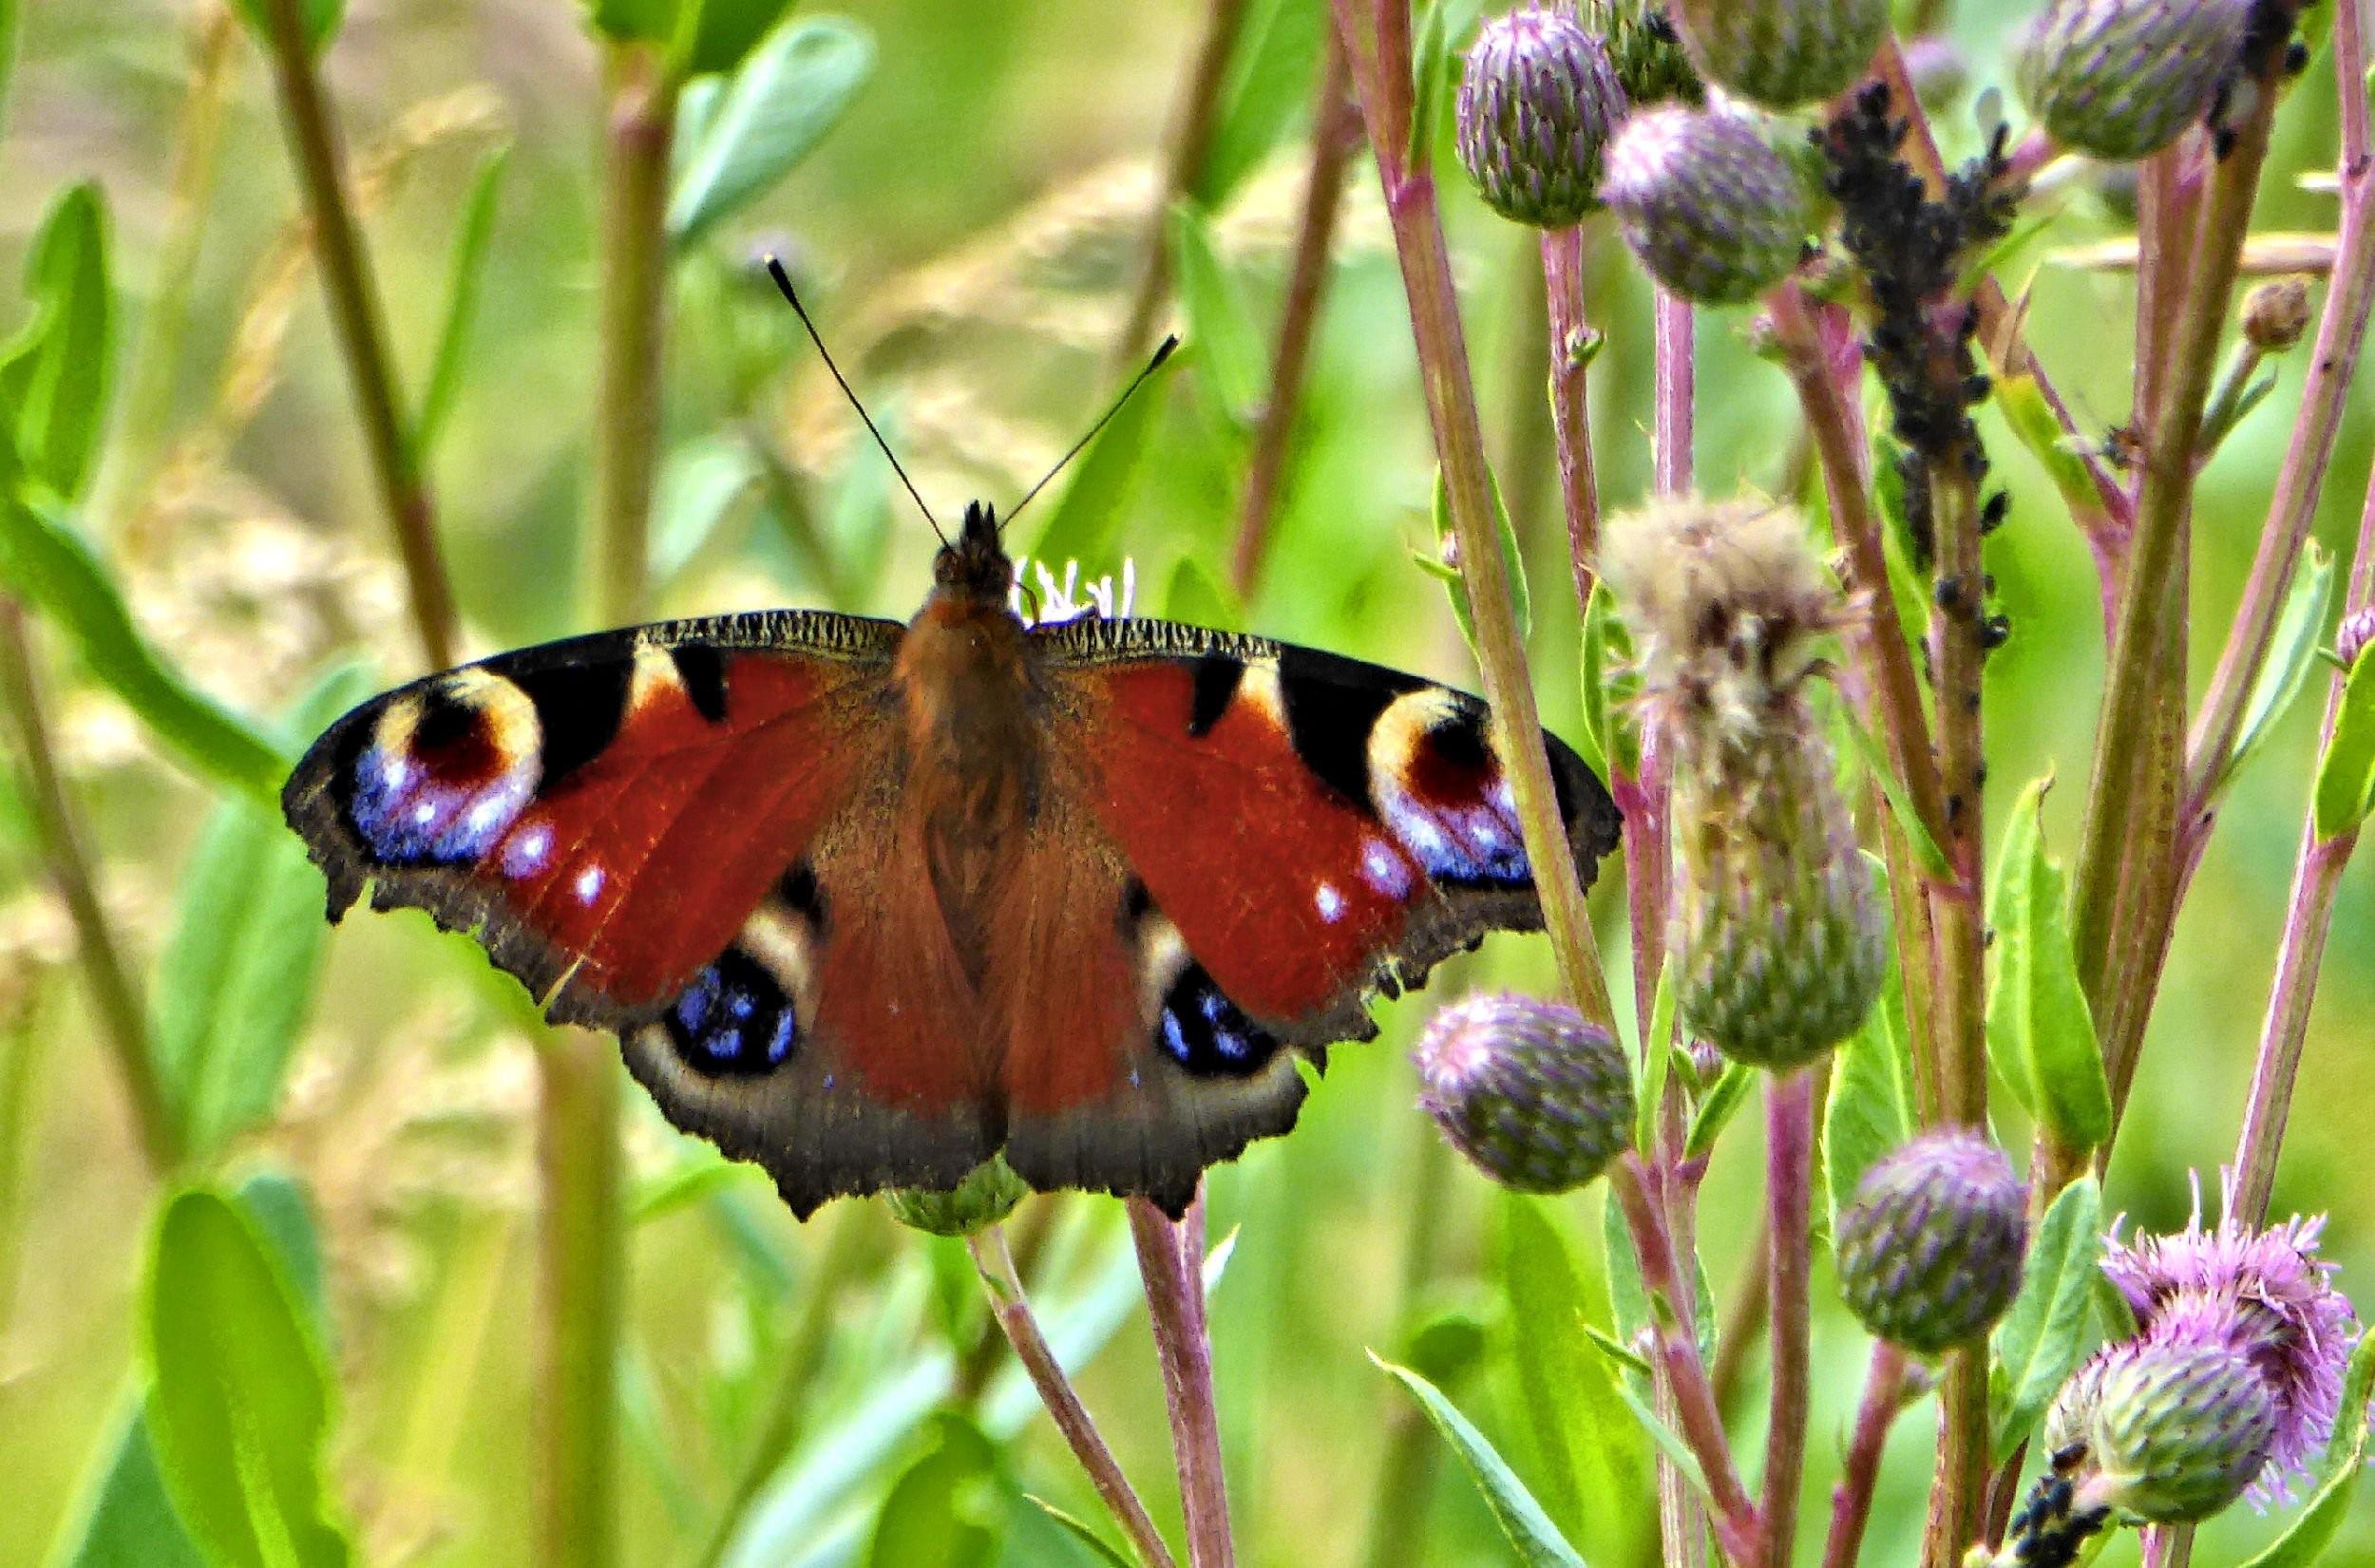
xmin=1669 ymin=0 xmax=1886 ymax=109
xmin=1455 ymin=8 xmax=1629 ymax=228
xmin=2017 ymin=0 xmax=2252 ymax=161
xmin=2081 ymin=1336 xmax=2280 ymax=1523
xmin=884 ymin=1155 xmax=1029 ymax=1237
xmin=1602 ymin=107 xmax=1812 ymax=306
xmin=1834 ymin=1131 xmax=2028 ymax=1352
xmin=1584 ymin=0 xmax=1704 ymax=106
xmin=1413 ymin=994 xmax=1635 ymax=1193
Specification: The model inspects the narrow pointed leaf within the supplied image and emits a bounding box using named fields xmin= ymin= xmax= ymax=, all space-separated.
xmin=1984 ymin=778 xmax=2111 ymax=1149
xmin=1988 ymin=1176 xmax=2102 ymax=1463
xmin=668 ymin=16 xmax=875 ymax=245
xmin=1373 ymin=1355 xmax=1592 ymax=1568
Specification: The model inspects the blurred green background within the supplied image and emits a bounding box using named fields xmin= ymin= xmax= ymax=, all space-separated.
xmin=2 ymin=2 xmax=2371 ymax=1565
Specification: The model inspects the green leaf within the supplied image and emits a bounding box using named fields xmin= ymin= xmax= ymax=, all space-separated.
xmin=1984 ymin=778 xmax=2112 ymax=1151
xmin=1993 ymin=371 xmax=2103 ymax=520
xmin=1576 ymin=577 xmax=1612 ymax=784
xmin=1373 ymin=1355 xmax=1592 ymax=1568
xmin=228 ymin=0 xmax=348 ymax=55
xmin=1498 ymin=1197 xmax=1646 ymax=1547
xmin=668 ymin=16 xmax=875 ymax=245
xmin=1635 ymin=959 xmax=1674 ymax=1155
xmin=864 ymin=1412 xmax=1007 ymax=1568
xmin=2234 ymin=1333 xmax=2375 ymax=1568
xmin=0 ymin=496 xmax=289 ymax=803
xmin=0 ymin=182 xmax=113 ymax=502
xmin=413 ymin=143 xmax=508 ymax=465
xmin=48 ymin=1403 xmax=211 ymax=1568
xmin=1823 ymin=970 xmax=1913 ymax=1228
xmin=651 ymin=432 xmax=762 ymax=586
xmin=1429 ymin=463 xmax=1530 ymax=653
xmin=583 ymin=0 xmax=674 ymax=47
xmin=1405 ymin=0 xmax=1454 ymax=175
xmin=1400 ymin=1306 xmax=1489 ymax=1389
xmin=1683 ymin=1064 xmax=1754 ymax=1161
xmin=1167 ymin=201 xmax=1264 ymax=427
xmin=1022 ymin=350 xmax=1175 ymax=567
xmin=1165 ymin=556 xmax=1243 ymax=632
xmin=145 ymin=1189 xmax=351 ymax=1568
xmin=1988 ymin=1176 xmax=2102 ymax=1464
xmin=1021 ymin=1496 xmax=1137 ymax=1568
xmin=1838 ymin=703 xmax=1950 ymax=878
xmin=674 ymin=0 xmax=801 ymax=77
xmin=2223 ymin=541 xmax=2335 ymax=794
xmin=1196 ymin=0 xmax=1325 ymax=207
xmin=2314 ymin=646 xmax=2375 ymax=839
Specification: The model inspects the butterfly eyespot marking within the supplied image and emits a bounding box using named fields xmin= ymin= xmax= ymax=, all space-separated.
xmin=346 ymin=669 xmax=542 ymax=866
xmin=664 ymin=943 xmax=799 ymax=1074
xmin=1368 ymin=689 xmax=1531 ymax=888
xmin=1130 ymin=899 xmax=1281 ymax=1079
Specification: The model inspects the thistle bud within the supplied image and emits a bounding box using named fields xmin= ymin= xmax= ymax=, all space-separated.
xmin=2243 ymin=277 xmax=2313 ymax=352
xmin=1668 ymin=0 xmax=1886 ymax=109
xmin=1456 ymin=9 xmax=1629 ymax=228
xmin=1602 ymin=107 xmax=1812 ymax=305
xmin=884 ymin=1156 xmax=1029 ymax=1237
xmin=2079 ymin=1337 xmax=2280 ymax=1523
xmin=1835 ymin=1131 xmax=2028 ymax=1352
xmin=1414 ymin=993 xmax=1635 ymax=1192
xmin=1583 ymin=0 xmax=1703 ymax=107
xmin=2338 ymin=607 xmax=2375 ymax=671
xmin=2016 ymin=0 xmax=2252 ymax=162
xmin=1600 ymin=498 xmax=1886 ymax=1067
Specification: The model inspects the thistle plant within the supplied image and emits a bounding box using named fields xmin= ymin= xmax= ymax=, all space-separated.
xmin=12 ymin=6 xmax=2375 ymax=1568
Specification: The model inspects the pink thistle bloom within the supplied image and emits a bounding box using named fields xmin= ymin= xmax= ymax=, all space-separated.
xmin=2101 ymin=1191 xmax=2359 ymax=1506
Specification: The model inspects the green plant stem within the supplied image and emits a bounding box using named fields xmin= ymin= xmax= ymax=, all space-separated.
xmin=1231 ymin=33 xmax=1357 ymax=595
xmin=1611 ymin=1157 xmax=1759 ymax=1565
xmin=691 ymin=1207 xmax=875 ymax=1568
xmin=589 ymin=44 xmax=679 ymax=629
xmin=256 ymin=0 xmax=458 ymax=670
xmin=95 ymin=2 xmax=236 ymax=541
xmin=1128 ymin=1193 xmax=1234 ymax=1568
xmin=1328 ymin=0 xmax=1618 ymax=1034
xmin=0 ymin=601 xmax=176 ymax=1174
xmin=2068 ymin=33 xmax=2292 ymax=1081
xmin=1759 ymin=1071 xmax=1814 ymax=1568
xmin=972 ymin=1224 xmax=1181 ymax=1568
xmin=1116 ymin=0 xmax=1249 ymax=369
xmin=532 ymin=1030 xmax=623 ymax=1568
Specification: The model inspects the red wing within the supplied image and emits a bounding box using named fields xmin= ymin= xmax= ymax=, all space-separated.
xmin=1036 ymin=616 xmax=1621 ymax=1048
xmin=284 ymin=611 xmax=999 ymax=1214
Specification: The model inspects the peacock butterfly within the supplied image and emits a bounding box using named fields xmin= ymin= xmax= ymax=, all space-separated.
xmin=281 ymin=293 xmax=1621 ymax=1219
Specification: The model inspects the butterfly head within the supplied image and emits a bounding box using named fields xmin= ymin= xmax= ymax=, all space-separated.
xmin=932 ymin=500 xmax=1016 ymax=606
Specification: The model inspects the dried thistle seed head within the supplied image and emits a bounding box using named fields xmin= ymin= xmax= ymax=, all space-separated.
xmin=1602 ymin=106 xmax=1813 ymax=304
xmin=1668 ymin=0 xmax=1888 ymax=109
xmin=2016 ymin=0 xmax=2253 ymax=161
xmin=1602 ymin=498 xmax=1882 ymax=1067
xmin=1414 ymin=993 xmax=1636 ymax=1192
xmin=1456 ymin=8 xmax=1630 ymax=228
xmin=1583 ymin=0 xmax=1704 ymax=106
xmin=2243 ymin=277 xmax=2314 ymax=351
xmin=2080 ymin=1336 xmax=2280 ymax=1523
xmin=884 ymin=1156 xmax=1029 ymax=1237
xmin=1835 ymin=1130 xmax=2028 ymax=1352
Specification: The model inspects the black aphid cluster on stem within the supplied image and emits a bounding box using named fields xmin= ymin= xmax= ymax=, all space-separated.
xmin=2213 ymin=0 xmax=2315 ymax=158
xmin=1987 ymin=1445 xmax=2111 ymax=1568
xmin=1814 ymin=83 xmax=2022 ymax=644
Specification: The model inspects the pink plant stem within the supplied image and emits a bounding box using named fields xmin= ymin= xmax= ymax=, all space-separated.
xmin=1759 ymin=1069 xmax=1815 ymax=1568
xmin=1540 ymin=224 xmax=1603 ymax=598
xmin=1654 ymin=289 xmax=1694 ymax=497
xmin=973 ymin=1226 xmax=1181 ymax=1568
xmin=1613 ymin=1158 xmax=1762 ymax=1566
xmin=1821 ymin=1344 xmax=1910 ymax=1568
xmin=1129 ymin=1193 xmax=1234 ymax=1568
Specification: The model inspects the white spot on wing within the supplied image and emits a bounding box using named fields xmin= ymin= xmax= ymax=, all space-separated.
xmin=504 ymin=822 xmax=553 ymax=878
xmin=1315 ymin=881 xmax=1346 ymax=922
xmin=573 ymin=864 xmax=606 ymax=905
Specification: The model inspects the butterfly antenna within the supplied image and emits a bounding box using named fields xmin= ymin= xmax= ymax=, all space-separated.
xmin=1000 ymin=334 xmax=1180 ymax=531
xmin=762 ymin=255 xmax=946 ymax=546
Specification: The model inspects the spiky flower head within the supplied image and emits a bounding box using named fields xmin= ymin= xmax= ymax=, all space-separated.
xmin=1835 ymin=1130 xmax=2028 ymax=1352
xmin=1602 ymin=106 xmax=1812 ymax=305
xmin=2337 ymin=606 xmax=2375 ymax=671
xmin=2016 ymin=0 xmax=2252 ymax=162
xmin=2100 ymin=1203 xmax=2359 ymax=1502
xmin=2243 ymin=277 xmax=2313 ymax=352
xmin=884 ymin=1156 xmax=1029 ymax=1237
xmin=1456 ymin=9 xmax=1630 ymax=228
xmin=1414 ymin=993 xmax=1635 ymax=1192
xmin=2071 ymin=1335 xmax=2280 ymax=1523
xmin=1667 ymin=0 xmax=1886 ymax=109
xmin=1601 ymin=498 xmax=1885 ymax=1067
xmin=1583 ymin=0 xmax=1703 ymax=107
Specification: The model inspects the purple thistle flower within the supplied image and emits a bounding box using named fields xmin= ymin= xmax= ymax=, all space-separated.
xmin=2100 ymin=1196 xmax=2359 ymax=1504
